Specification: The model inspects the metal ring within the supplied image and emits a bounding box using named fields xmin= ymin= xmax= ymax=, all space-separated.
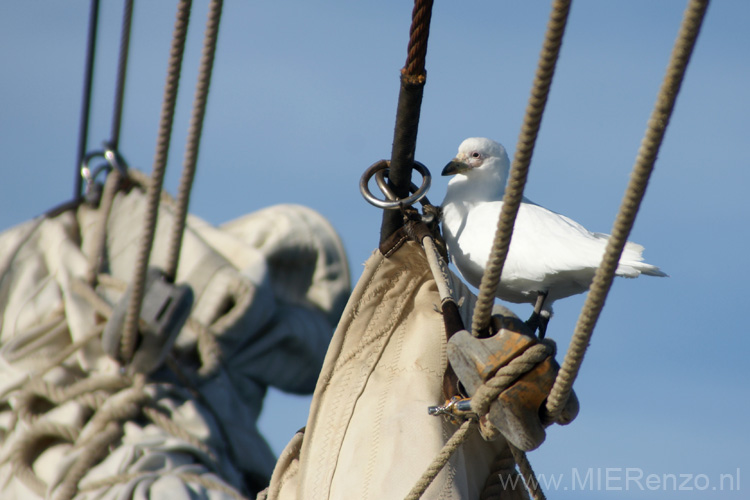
xmin=360 ymin=160 xmax=431 ymax=209
xmin=80 ymin=143 xmax=128 ymax=196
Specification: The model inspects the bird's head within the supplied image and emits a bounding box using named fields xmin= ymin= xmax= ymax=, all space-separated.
xmin=442 ymin=137 xmax=510 ymax=178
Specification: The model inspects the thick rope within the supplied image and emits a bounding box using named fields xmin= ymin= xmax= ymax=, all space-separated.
xmin=79 ymin=471 xmax=248 ymax=500
xmin=404 ymin=0 xmax=433 ymax=77
xmin=407 ymin=338 xmax=553 ymax=499
xmin=74 ymin=0 xmax=100 ymax=198
xmin=469 ymin=341 xmax=555 ymax=418
xmin=480 ymin=449 xmax=531 ymax=500
xmin=0 ymin=324 xmax=104 ymax=400
xmin=470 ymin=0 xmax=572 ymax=336
xmin=84 ymin=170 xmax=122 ymax=286
xmin=121 ymin=0 xmax=193 ymax=364
xmin=380 ymin=0 xmax=434 ymax=244
xmin=176 ymin=473 xmax=248 ymax=500
xmin=508 ymin=445 xmax=546 ymax=500
xmin=403 ymin=419 xmax=476 ymax=500
xmin=54 ymin=422 xmax=123 ymax=500
xmin=143 ymin=405 xmax=216 ymax=461
xmin=1 ymin=211 xmax=241 ymax=500
xmin=189 ymin=317 xmax=222 ymax=376
xmin=545 ymin=0 xmax=710 ymax=421
xmin=421 ymin=234 xmax=455 ymax=303
xmin=8 ymin=421 xmax=81 ymax=496
xmin=16 ymin=375 xmax=130 ymax=425
xmin=165 ymin=0 xmax=224 ymax=281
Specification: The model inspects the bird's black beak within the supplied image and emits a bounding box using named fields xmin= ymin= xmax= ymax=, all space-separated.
xmin=442 ymin=159 xmax=471 ymax=176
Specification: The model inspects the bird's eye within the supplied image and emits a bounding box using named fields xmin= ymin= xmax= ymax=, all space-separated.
xmin=471 ymin=152 xmax=480 ymax=159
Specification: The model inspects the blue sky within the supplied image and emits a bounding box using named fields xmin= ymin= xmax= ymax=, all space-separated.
xmin=1 ymin=1 xmax=748 ymax=497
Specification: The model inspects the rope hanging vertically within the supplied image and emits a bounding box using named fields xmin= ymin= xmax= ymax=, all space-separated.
xmin=74 ymin=0 xmax=100 ymax=198
xmin=165 ymin=0 xmax=224 ymax=281
xmin=121 ymin=0 xmax=193 ymax=364
xmin=470 ymin=0 xmax=572 ymax=336
xmin=545 ymin=0 xmax=710 ymax=421
xmin=109 ymin=0 xmax=135 ymax=151
xmin=508 ymin=445 xmax=546 ymax=500
xmin=379 ymin=0 xmax=433 ymax=245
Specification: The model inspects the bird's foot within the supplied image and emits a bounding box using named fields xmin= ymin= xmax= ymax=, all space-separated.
xmin=526 ymin=291 xmax=550 ymax=338
xmin=526 ymin=311 xmax=541 ymax=336
xmin=525 ymin=311 xmax=550 ymax=339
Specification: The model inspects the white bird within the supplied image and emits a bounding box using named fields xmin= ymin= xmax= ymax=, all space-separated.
xmin=440 ymin=137 xmax=666 ymax=336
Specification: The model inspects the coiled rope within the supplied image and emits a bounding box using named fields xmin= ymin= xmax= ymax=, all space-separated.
xmin=544 ymin=0 xmax=710 ymax=421
xmin=121 ymin=0 xmax=193 ymax=364
xmin=165 ymin=0 xmax=224 ymax=281
xmin=470 ymin=0 xmax=572 ymax=336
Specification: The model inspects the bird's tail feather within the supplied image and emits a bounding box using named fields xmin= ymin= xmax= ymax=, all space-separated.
xmin=616 ymin=241 xmax=668 ymax=277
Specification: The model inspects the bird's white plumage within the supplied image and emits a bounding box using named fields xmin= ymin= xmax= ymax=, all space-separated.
xmin=440 ymin=137 xmax=666 ymax=316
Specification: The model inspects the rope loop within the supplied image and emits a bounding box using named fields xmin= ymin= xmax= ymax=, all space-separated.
xmin=360 ymin=160 xmax=432 ymax=210
xmin=469 ymin=339 xmax=555 ymax=419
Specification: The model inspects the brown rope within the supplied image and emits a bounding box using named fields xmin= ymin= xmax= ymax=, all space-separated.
xmin=380 ymin=0 xmax=434 ymax=244
xmin=545 ymin=0 xmax=710 ymax=421
xmin=404 ymin=0 xmax=433 ymax=76
xmin=165 ymin=0 xmax=224 ymax=281
xmin=122 ymin=0 xmax=193 ymax=364
xmin=470 ymin=0 xmax=572 ymax=336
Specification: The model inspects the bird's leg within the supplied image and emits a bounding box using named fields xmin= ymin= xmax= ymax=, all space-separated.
xmin=538 ymin=310 xmax=550 ymax=339
xmin=526 ymin=291 xmax=549 ymax=338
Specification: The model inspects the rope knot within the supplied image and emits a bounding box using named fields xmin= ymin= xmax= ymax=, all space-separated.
xmin=469 ymin=339 xmax=555 ymax=418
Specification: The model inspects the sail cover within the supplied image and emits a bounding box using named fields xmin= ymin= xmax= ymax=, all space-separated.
xmin=0 ymin=184 xmax=350 ymax=499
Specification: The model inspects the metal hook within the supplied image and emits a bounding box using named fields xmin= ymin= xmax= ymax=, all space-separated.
xmin=80 ymin=142 xmax=128 ymax=196
xmin=360 ymin=160 xmax=431 ymax=210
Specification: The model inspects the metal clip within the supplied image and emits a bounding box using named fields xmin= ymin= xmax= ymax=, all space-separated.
xmin=102 ymin=267 xmax=194 ymax=374
xmin=428 ymin=396 xmax=476 ymax=420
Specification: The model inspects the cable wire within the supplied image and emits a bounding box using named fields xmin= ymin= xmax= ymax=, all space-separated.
xmin=109 ymin=0 xmax=135 ymax=151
